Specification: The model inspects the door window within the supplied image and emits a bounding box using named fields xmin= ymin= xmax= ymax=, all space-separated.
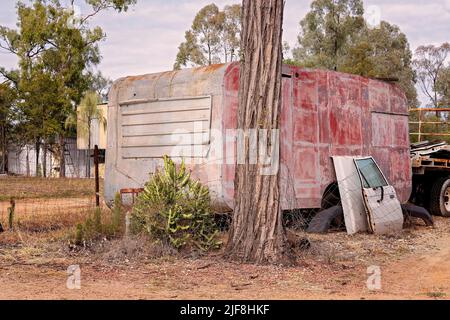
xmin=354 ymin=158 xmax=388 ymax=189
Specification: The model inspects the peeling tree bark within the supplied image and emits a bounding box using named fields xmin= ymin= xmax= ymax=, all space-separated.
xmin=225 ymin=0 xmax=288 ymax=264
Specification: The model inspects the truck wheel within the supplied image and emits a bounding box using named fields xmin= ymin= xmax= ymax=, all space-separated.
xmin=429 ymin=176 xmax=450 ymax=217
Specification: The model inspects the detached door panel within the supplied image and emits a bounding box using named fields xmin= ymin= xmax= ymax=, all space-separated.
xmin=354 ymin=157 xmax=404 ymax=234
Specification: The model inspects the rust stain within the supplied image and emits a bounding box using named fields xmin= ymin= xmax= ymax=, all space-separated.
xmin=194 ymin=63 xmax=225 ymax=74
xmin=107 ymin=62 xmax=411 ymax=210
xmin=123 ymin=74 xmax=151 ymax=82
xmin=123 ymin=70 xmax=179 ymax=83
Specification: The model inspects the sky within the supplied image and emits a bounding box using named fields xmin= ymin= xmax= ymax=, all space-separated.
xmin=1 ymin=0 xmax=450 ymax=105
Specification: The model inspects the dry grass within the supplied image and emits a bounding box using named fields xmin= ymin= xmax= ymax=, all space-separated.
xmin=0 ymin=175 xmax=449 ymax=299
xmin=0 ymin=176 xmax=102 ymax=201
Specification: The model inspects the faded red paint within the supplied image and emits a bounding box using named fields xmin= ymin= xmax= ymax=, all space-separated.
xmin=107 ymin=62 xmax=411 ymax=211
xmin=222 ymin=63 xmax=411 ymax=209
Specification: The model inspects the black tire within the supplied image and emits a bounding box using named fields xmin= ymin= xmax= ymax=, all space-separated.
xmin=401 ymin=204 xmax=434 ymax=227
xmin=429 ymin=176 xmax=450 ymax=217
xmin=307 ymin=206 xmax=344 ymax=234
xmin=321 ymin=183 xmax=341 ymax=209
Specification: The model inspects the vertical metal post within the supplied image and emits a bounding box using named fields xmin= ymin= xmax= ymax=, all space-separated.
xmin=418 ymin=109 xmax=423 ymax=142
xmin=94 ymin=145 xmax=100 ymax=207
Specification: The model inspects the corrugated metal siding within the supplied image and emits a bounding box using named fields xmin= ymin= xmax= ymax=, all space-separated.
xmin=7 ymin=138 xmax=92 ymax=178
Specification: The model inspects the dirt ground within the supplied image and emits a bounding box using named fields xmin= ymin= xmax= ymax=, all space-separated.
xmin=0 ymin=177 xmax=448 ymax=300
xmin=1 ymin=215 xmax=449 ymax=300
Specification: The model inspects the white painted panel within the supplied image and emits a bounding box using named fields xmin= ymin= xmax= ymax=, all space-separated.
xmin=122 ymin=133 xmax=210 ymax=147
xmin=355 ymin=157 xmax=404 ymax=235
xmin=122 ymin=145 xmax=209 ymax=159
xmin=332 ymin=156 xmax=369 ymax=235
xmin=121 ymin=98 xmax=210 ymax=115
xmin=119 ymin=96 xmax=212 ymax=159
xmin=122 ymin=109 xmax=210 ymax=126
xmin=122 ymin=122 xmax=209 ymax=137
xmin=362 ymin=186 xmax=403 ymax=234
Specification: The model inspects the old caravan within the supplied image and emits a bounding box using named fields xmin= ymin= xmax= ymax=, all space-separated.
xmin=105 ymin=63 xmax=411 ymax=211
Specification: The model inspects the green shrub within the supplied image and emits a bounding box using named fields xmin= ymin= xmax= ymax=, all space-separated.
xmin=75 ymin=223 xmax=84 ymax=245
xmin=70 ymin=198 xmax=124 ymax=246
xmin=112 ymin=192 xmax=123 ymax=231
xmin=8 ymin=198 xmax=15 ymax=230
xmin=131 ymin=156 xmax=221 ymax=251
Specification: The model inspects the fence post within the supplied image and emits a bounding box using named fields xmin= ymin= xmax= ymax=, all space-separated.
xmin=94 ymin=145 xmax=100 ymax=207
xmin=418 ymin=109 xmax=423 ymax=142
xmin=8 ymin=198 xmax=15 ymax=230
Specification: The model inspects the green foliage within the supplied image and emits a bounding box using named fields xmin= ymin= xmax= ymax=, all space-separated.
xmin=293 ymin=0 xmax=365 ymax=71
xmin=84 ymin=0 xmax=136 ymax=12
xmin=0 ymin=83 xmax=17 ymax=169
xmin=437 ymin=66 xmax=450 ymax=107
xmin=292 ymin=0 xmax=418 ymax=108
xmin=112 ymin=192 xmax=123 ymax=231
xmin=65 ymin=91 xmax=106 ymax=144
xmin=341 ymin=21 xmax=417 ymax=108
xmin=131 ymin=156 xmax=221 ymax=251
xmin=94 ymin=207 xmax=102 ymax=231
xmin=71 ymin=203 xmax=124 ymax=246
xmin=174 ymin=3 xmax=241 ymax=69
xmin=413 ymin=43 xmax=450 ymax=107
xmin=75 ymin=223 xmax=84 ymax=245
xmin=0 ymin=0 xmax=135 ymax=175
xmin=8 ymin=199 xmax=15 ymax=230
xmin=0 ymin=83 xmax=16 ymax=129
xmin=409 ymin=112 xmax=450 ymax=144
xmin=89 ymin=71 xmax=113 ymax=102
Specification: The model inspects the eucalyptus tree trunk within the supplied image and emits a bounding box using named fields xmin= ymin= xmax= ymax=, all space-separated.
xmin=35 ymin=139 xmax=40 ymax=177
xmin=26 ymin=146 xmax=30 ymax=176
xmin=0 ymin=124 xmax=6 ymax=173
xmin=42 ymin=141 xmax=47 ymax=178
xmin=225 ymin=0 xmax=288 ymax=264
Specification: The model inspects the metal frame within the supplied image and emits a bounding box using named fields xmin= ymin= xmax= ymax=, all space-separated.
xmin=409 ymin=108 xmax=450 ymax=141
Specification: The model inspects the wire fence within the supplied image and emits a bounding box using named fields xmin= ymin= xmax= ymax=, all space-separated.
xmin=0 ymin=195 xmax=98 ymax=233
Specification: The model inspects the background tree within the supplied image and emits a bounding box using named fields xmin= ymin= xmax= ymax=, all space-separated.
xmin=89 ymin=71 xmax=113 ymax=103
xmin=293 ymin=0 xmax=365 ymax=71
xmin=226 ymin=0 xmax=288 ymax=264
xmin=340 ymin=21 xmax=418 ymax=108
xmin=0 ymin=83 xmax=17 ymax=173
xmin=174 ymin=3 xmax=241 ymax=69
xmin=66 ymin=91 xmax=106 ymax=178
xmin=222 ymin=4 xmax=241 ymax=63
xmin=411 ymin=43 xmax=450 ymax=143
xmin=436 ymin=66 xmax=450 ymax=107
xmin=413 ymin=43 xmax=450 ymax=107
xmin=0 ymin=0 xmax=135 ymax=177
xmin=292 ymin=1 xmax=417 ymax=108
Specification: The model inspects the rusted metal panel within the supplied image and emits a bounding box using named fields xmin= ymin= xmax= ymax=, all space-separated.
xmin=105 ymin=62 xmax=412 ymax=210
